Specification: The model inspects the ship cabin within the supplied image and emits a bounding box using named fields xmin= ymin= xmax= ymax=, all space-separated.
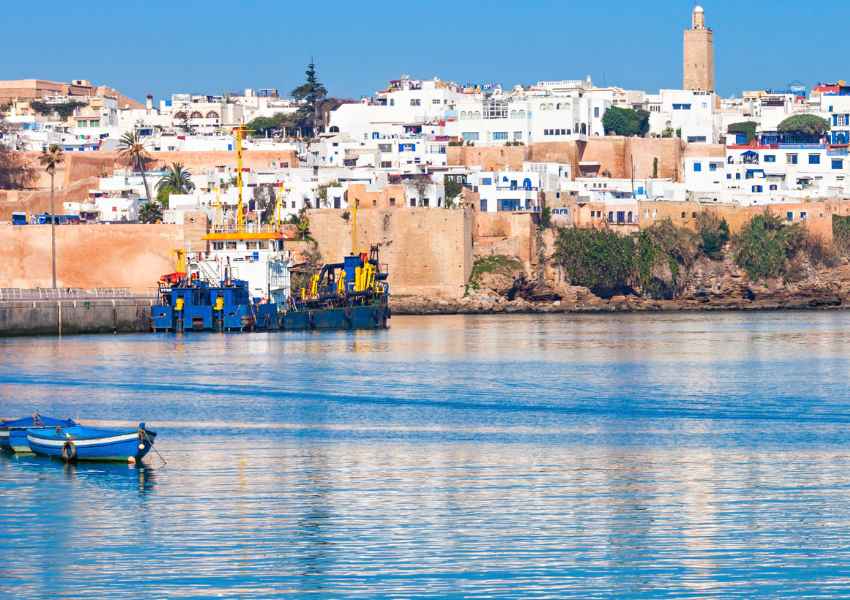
xmin=198 ymin=229 xmax=291 ymax=303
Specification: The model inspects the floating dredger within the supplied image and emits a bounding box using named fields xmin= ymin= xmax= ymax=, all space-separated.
xmin=151 ymin=125 xmax=389 ymax=333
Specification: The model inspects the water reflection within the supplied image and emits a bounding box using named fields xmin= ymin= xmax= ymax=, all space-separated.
xmin=1 ymin=314 xmax=850 ymax=596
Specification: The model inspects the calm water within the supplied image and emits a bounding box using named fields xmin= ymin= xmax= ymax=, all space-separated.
xmin=3 ymin=312 xmax=850 ymax=598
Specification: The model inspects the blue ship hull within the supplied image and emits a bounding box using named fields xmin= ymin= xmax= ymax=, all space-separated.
xmin=27 ymin=424 xmax=156 ymax=463
xmin=282 ymin=304 xmax=390 ymax=330
xmin=1 ymin=415 xmax=77 ymax=453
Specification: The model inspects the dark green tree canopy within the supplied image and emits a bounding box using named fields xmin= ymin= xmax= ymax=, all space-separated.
xmin=777 ymin=114 xmax=830 ymax=137
xmin=727 ymin=121 xmax=758 ymax=143
xmin=290 ymin=61 xmax=328 ymax=137
xmin=602 ymin=106 xmax=650 ymax=137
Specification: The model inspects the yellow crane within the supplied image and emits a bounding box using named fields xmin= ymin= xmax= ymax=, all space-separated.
xmin=275 ymin=183 xmax=285 ymax=231
xmin=233 ymin=124 xmax=248 ymax=232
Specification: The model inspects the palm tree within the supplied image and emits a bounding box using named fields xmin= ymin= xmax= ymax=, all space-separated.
xmin=156 ymin=162 xmax=194 ymax=197
xmin=118 ymin=131 xmax=153 ymax=203
xmin=138 ymin=201 xmax=163 ymax=224
xmin=38 ymin=144 xmax=64 ymax=289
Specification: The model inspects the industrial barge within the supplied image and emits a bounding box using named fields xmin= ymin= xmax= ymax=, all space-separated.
xmin=150 ymin=239 xmax=390 ymax=333
xmin=151 ymin=124 xmax=390 ymax=334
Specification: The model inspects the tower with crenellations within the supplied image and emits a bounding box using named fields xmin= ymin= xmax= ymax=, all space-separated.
xmin=683 ymin=5 xmax=714 ymax=92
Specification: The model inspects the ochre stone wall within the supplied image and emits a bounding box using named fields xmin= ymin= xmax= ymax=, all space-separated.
xmin=448 ymin=139 xmax=682 ymax=181
xmin=346 ymin=183 xmax=407 ymax=209
xmin=62 ymin=150 xmax=300 ymax=188
xmin=473 ymin=212 xmax=535 ymax=267
xmin=307 ymin=208 xmax=473 ymax=298
xmin=638 ymin=199 xmax=850 ymax=242
xmin=448 ymin=146 xmax=527 ymax=171
xmin=0 ymin=224 xmax=194 ymax=291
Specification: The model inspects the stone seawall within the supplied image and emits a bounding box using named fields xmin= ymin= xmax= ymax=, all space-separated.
xmin=0 ymin=298 xmax=154 ymax=336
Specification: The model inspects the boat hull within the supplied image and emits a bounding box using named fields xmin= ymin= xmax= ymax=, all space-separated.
xmin=9 ymin=429 xmax=34 ymax=453
xmin=27 ymin=429 xmax=156 ymax=462
xmin=282 ymin=304 xmax=390 ymax=331
xmin=1 ymin=416 xmax=77 ymax=453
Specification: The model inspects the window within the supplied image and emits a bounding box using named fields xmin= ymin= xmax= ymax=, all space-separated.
xmin=483 ymin=99 xmax=508 ymax=119
xmin=380 ymin=161 xmax=392 ymax=168
xmin=787 ymin=153 xmax=798 ymax=165
xmin=513 ymin=131 xmax=522 ymax=141
xmin=432 ymin=99 xmax=441 ymax=105
xmin=410 ymin=99 xmax=421 ymax=106
xmin=212 ymin=242 xmax=224 ymax=250
xmin=389 ymin=198 xmax=396 ymax=207
xmin=481 ymin=178 xmax=492 ymax=186
xmin=709 ymin=162 xmax=718 ymax=171
xmin=809 ymin=153 xmax=821 ymax=165
xmin=226 ymin=241 xmax=238 ymax=249
xmin=693 ymin=162 xmax=702 ymax=172
xmin=681 ymin=212 xmax=686 ymax=218
xmin=735 ymin=173 xmax=741 ymax=180
xmin=593 ymin=107 xmax=600 ymax=118
xmin=752 ymin=185 xmax=763 ymax=193
xmin=410 ymin=198 xmax=416 ymax=207
xmin=672 ymin=103 xmax=692 ymax=110
xmin=608 ymin=211 xmax=614 ymax=222
xmin=769 ymin=184 xmax=778 ymax=191
xmin=480 ymin=199 xmax=488 ymax=211
xmin=764 ymin=155 xmax=776 ymax=163
xmin=786 ymin=211 xmax=794 ymax=222
xmin=462 ymin=132 xmax=479 ymax=142
xmin=492 ymin=131 xmax=508 ymax=141
xmin=832 ymin=159 xmax=844 ymax=170
xmin=378 ymin=143 xmax=392 ymax=152
xmin=800 ymin=212 xmax=807 ymax=220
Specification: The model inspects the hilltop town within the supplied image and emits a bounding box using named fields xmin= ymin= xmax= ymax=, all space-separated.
xmin=2 ymin=5 xmax=850 ymax=314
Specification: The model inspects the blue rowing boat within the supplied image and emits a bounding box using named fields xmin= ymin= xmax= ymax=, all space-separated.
xmin=0 ymin=414 xmax=77 ymax=453
xmin=27 ymin=423 xmax=157 ymax=463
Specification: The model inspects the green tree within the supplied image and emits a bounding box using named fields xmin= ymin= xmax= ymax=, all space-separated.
xmin=602 ymin=106 xmax=649 ymax=137
xmin=118 ymin=131 xmax=153 ymax=203
xmin=291 ymin=61 xmax=327 ymax=137
xmin=695 ymin=212 xmax=730 ymax=259
xmin=733 ymin=212 xmax=805 ymax=280
xmin=138 ymin=201 xmax=163 ymax=224
xmin=38 ymin=144 xmax=64 ymax=289
xmin=777 ymin=114 xmax=830 ymax=137
xmin=727 ymin=121 xmax=758 ymax=143
xmin=444 ymin=176 xmax=463 ymax=207
xmin=635 ymin=219 xmax=699 ymax=299
xmin=155 ymin=162 xmax=194 ymax=209
xmin=553 ymin=227 xmax=636 ymax=298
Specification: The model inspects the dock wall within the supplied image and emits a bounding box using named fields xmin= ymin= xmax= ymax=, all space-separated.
xmin=0 ymin=298 xmax=153 ymax=336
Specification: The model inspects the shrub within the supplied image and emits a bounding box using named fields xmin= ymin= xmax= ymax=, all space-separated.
xmin=539 ymin=206 xmax=552 ymax=229
xmin=833 ymin=215 xmax=850 ymax=256
xmin=467 ymin=255 xmax=523 ymax=293
xmin=554 ymin=227 xmax=635 ymax=298
xmin=695 ymin=212 xmax=730 ymax=259
xmin=804 ymin=233 xmax=840 ymax=269
xmin=732 ymin=212 xmax=805 ymax=280
xmin=635 ymin=219 xmax=700 ymax=299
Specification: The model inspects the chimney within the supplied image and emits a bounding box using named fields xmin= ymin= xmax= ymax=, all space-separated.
xmin=146 ymin=94 xmax=153 ymax=110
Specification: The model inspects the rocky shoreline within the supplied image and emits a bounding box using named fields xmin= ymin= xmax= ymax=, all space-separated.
xmin=391 ymin=263 xmax=850 ymax=316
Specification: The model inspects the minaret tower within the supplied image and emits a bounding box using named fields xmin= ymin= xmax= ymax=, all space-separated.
xmin=683 ymin=5 xmax=715 ymax=91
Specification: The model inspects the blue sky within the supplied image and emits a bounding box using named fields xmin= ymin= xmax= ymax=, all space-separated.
xmin=3 ymin=1 xmax=845 ymax=102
